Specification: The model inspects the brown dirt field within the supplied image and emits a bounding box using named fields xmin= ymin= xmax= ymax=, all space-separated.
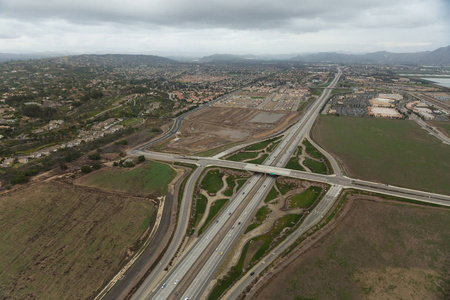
xmin=428 ymin=120 xmax=450 ymax=139
xmin=252 ymin=198 xmax=450 ymax=300
xmin=159 ymin=107 xmax=298 ymax=154
xmin=0 ymin=182 xmax=155 ymax=300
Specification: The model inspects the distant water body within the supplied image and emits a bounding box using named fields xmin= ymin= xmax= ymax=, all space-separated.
xmin=421 ymin=77 xmax=450 ymax=88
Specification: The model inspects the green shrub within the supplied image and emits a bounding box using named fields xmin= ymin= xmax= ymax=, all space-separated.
xmin=88 ymin=152 xmax=101 ymax=160
xmin=10 ymin=172 xmax=29 ymax=185
xmin=81 ymin=165 xmax=92 ymax=173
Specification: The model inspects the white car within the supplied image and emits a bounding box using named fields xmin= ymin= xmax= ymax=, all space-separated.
xmin=174 ymin=279 xmax=179 ymax=285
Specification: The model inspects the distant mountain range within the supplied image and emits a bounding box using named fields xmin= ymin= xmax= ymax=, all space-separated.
xmin=1 ymin=45 xmax=449 ymax=65
xmin=200 ymin=45 xmax=450 ymax=65
xmin=290 ymin=46 xmax=450 ymax=65
xmin=0 ymin=52 xmax=67 ymax=62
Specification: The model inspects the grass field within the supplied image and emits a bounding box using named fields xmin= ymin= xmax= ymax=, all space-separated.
xmin=0 ymin=183 xmax=154 ymax=300
xmin=314 ymin=116 xmax=450 ymax=195
xmin=200 ymin=169 xmax=224 ymax=194
xmin=255 ymin=198 xmax=450 ymax=300
xmin=77 ymin=161 xmax=175 ymax=196
xmin=289 ymin=186 xmax=322 ymax=208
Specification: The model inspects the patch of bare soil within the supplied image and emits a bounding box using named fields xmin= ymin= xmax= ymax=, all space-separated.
xmin=244 ymin=240 xmax=265 ymax=268
xmin=158 ymin=107 xmax=297 ymax=154
xmin=250 ymin=196 xmax=450 ymax=300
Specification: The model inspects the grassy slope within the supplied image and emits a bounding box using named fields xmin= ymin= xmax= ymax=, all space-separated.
xmin=314 ymin=116 xmax=450 ymax=195
xmin=77 ymin=161 xmax=175 ymax=196
xmin=255 ymin=199 xmax=450 ymax=300
xmin=290 ymin=186 xmax=322 ymax=208
xmin=227 ymin=151 xmax=259 ymax=162
xmin=0 ymin=183 xmax=154 ymax=300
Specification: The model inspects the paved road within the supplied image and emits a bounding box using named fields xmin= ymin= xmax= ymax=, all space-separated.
xmin=141 ymin=69 xmax=343 ymax=300
xmin=130 ymin=164 xmax=205 ymax=300
xmin=408 ymin=113 xmax=450 ymax=145
xmin=223 ymin=185 xmax=343 ymax=300
xmin=129 ymin=150 xmax=450 ymax=207
xmin=123 ymin=68 xmax=450 ymax=300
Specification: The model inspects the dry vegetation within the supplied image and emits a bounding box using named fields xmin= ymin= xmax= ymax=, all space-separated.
xmin=158 ymin=107 xmax=297 ymax=154
xmin=253 ymin=197 xmax=450 ymax=300
xmin=0 ymin=182 xmax=155 ymax=300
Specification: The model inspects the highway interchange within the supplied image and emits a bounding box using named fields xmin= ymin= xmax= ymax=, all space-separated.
xmin=120 ymin=68 xmax=450 ymax=300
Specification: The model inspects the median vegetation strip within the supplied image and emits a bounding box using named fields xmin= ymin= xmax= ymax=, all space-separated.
xmin=198 ymin=199 xmax=228 ymax=235
xmin=247 ymin=154 xmax=269 ymax=164
xmin=245 ymin=136 xmax=282 ymax=151
xmin=225 ymin=136 xmax=282 ymax=163
xmin=236 ymin=178 xmax=248 ymax=193
xmin=250 ymin=213 xmax=303 ymax=264
xmin=209 ymin=178 xmax=327 ymax=299
xmin=223 ymin=176 xmax=237 ymax=197
xmin=192 ymin=194 xmax=207 ymax=228
xmin=226 ymin=151 xmax=260 ymax=162
xmin=264 ymin=186 xmax=279 ymax=203
xmin=208 ymin=243 xmax=250 ymax=300
xmin=190 ymin=168 xmax=250 ymax=236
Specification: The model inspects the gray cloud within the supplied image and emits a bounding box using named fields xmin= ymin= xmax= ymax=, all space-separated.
xmin=0 ymin=0 xmax=448 ymax=54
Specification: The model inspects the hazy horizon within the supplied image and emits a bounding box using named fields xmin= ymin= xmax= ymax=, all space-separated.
xmin=1 ymin=0 xmax=449 ymax=56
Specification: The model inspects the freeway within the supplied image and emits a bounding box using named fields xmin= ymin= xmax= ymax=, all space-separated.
xmin=141 ymin=69 xmax=343 ymax=299
xmin=127 ymin=149 xmax=450 ymax=206
xmin=129 ymin=70 xmax=341 ymax=299
xmin=408 ymin=113 xmax=450 ymax=145
xmin=223 ymin=185 xmax=343 ymax=300
xmin=130 ymin=164 xmax=205 ymax=300
xmin=123 ymin=68 xmax=450 ymax=300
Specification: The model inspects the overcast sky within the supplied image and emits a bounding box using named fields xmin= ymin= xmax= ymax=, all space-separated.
xmin=0 ymin=0 xmax=449 ymax=56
